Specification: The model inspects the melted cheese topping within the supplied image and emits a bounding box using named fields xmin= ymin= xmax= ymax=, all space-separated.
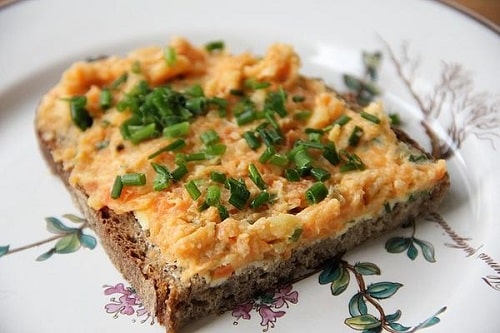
xmin=37 ymin=37 xmax=447 ymax=282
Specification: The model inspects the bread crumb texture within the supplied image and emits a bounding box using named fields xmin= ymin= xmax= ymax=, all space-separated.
xmin=36 ymin=37 xmax=447 ymax=283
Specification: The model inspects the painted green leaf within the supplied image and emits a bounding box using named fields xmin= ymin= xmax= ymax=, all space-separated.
xmin=407 ymin=242 xmax=418 ymax=260
xmin=385 ymin=309 xmax=402 ymax=323
xmin=79 ymin=233 xmax=97 ymax=249
xmin=36 ymin=248 xmax=56 ymax=261
xmin=0 ymin=245 xmax=9 ymax=258
xmin=354 ymin=262 xmax=381 ymax=276
xmin=331 ymin=267 xmax=350 ymax=296
xmin=385 ymin=237 xmax=411 ymax=253
xmin=366 ymin=282 xmax=403 ymax=299
xmin=62 ymin=214 xmax=87 ymax=224
xmin=54 ymin=233 xmax=81 ymax=254
xmin=46 ymin=217 xmax=78 ymax=234
xmin=319 ymin=259 xmax=342 ymax=285
xmin=389 ymin=322 xmax=411 ymax=331
xmin=349 ymin=293 xmax=368 ymax=317
xmin=343 ymin=74 xmax=362 ymax=91
xmin=414 ymin=238 xmax=436 ymax=263
xmin=418 ymin=316 xmax=440 ymax=329
xmin=345 ymin=314 xmax=381 ymax=330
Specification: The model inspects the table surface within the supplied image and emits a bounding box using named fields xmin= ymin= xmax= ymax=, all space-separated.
xmin=445 ymin=0 xmax=500 ymax=28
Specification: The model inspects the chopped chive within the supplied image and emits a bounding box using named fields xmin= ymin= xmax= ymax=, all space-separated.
xmin=292 ymin=147 xmax=313 ymax=169
xmin=334 ymin=115 xmax=351 ymax=126
xmin=310 ymin=167 xmax=331 ymax=181
xmin=236 ymin=108 xmax=257 ymax=126
xmin=185 ymin=152 xmax=208 ymax=161
xmin=295 ymin=140 xmax=324 ymax=150
xmin=227 ymin=178 xmax=250 ymax=210
xmin=259 ymin=146 xmax=276 ymax=163
xmin=348 ymin=126 xmax=364 ymax=147
xmin=244 ymin=78 xmax=271 ymax=90
xmin=200 ymin=129 xmax=220 ymax=145
xmin=251 ymin=191 xmax=271 ymax=209
xmin=69 ymin=96 xmax=93 ymax=131
xmin=322 ymin=142 xmax=340 ymax=165
xmin=292 ymin=95 xmax=305 ymax=103
xmin=248 ymin=164 xmax=267 ymax=190
xmin=185 ymin=84 xmax=204 ymax=97
xmin=131 ymin=61 xmax=141 ymax=74
xmin=109 ymin=73 xmax=128 ymax=90
xmin=264 ymin=87 xmax=287 ymax=117
xmin=164 ymin=46 xmax=177 ymax=66
xmin=242 ymin=131 xmax=261 ymax=150
xmin=163 ymin=121 xmax=190 ymax=138
xmin=100 ymin=88 xmax=112 ymax=110
xmin=264 ymin=111 xmax=280 ymax=129
xmin=209 ymin=97 xmax=228 ymax=117
xmin=256 ymin=126 xmax=282 ymax=146
xmin=210 ymin=171 xmax=227 ymax=183
xmin=205 ymin=185 xmax=221 ymax=206
xmin=360 ymin=111 xmax=381 ymax=124
xmin=185 ymin=180 xmax=201 ymax=200
xmin=151 ymin=162 xmax=171 ymax=191
xmin=205 ymin=143 xmax=227 ymax=156
xmin=205 ymin=40 xmax=225 ymax=52
xmin=171 ymin=164 xmax=188 ymax=180
xmin=121 ymin=173 xmax=146 ymax=186
xmin=289 ymin=228 xmax=303 ymax=241
xmin=148 ymin=139 xmax=186 ymax=159
xmin=305 ymin=182 xmax=329 ymax=204
xmin=185 ymin=97 xmax=206 ymax=114
xmin=389 ymin=113 xmax=401 ymax=126
xmin=384 ymin=202 xmax=392 ymax=213
xmin=110 ymin=175 xmax=123 ymax=199
xmin=217 ymin=204 xmax=229 ymax=220
xmin=284 ymin=169 xmax=300 ymax=182
xmin=294 ymin=110 xmax=311 ymax=120
xmin=130 ymin=123 xmax=158 ymax=144
xmin=268 ymin=153 xmax=288 ymax=167
xmin=339 ymin=150 xmax=366 ymax=172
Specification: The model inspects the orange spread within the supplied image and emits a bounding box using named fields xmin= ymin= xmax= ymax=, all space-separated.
xmin=36 ymin=37 xmax=447 ymax=282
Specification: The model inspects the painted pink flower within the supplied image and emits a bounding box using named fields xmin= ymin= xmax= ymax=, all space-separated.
xmin=259 ymin=304 xmax=286 ymax=327
xmin=232 ymin=303 xmax=253 ymax=321
xmin=103 ymin=283 xmax=131 ymax=296
xmin=105 ymin=294 xmax=137 ymax=315
xmin=272 ymin=285 xmax=298 ymax=309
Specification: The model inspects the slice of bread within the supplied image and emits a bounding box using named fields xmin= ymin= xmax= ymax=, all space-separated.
xmin=36 ymin=37 xmax=449 ymax=332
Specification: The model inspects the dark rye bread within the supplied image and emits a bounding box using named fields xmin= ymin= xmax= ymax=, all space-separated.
xmin=37 ymin=117 xmax=450 ymax=332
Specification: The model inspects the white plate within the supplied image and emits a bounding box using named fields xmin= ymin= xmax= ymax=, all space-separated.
xmin=1 ymin=1 xmax=499 ymax=332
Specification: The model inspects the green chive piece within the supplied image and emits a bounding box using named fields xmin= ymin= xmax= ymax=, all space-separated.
xmin=384 ymin=202 xmax=392 ymax=213
xmin=289 ymin=228 xmax=303 ymax=241
xmin=269 ymin=153 xmax=288 ymax=167
xmin=205 ymin=144 xmax=227 ymax=156
xmin=259 ymin=147 xmax=276 ymax=163
xmin=109 ymin=73 xmax=129 ymax=90
xmin=185 ymin=97 xmax=206 ymax=114
xmin=209 ymin=97 xmax=228 ymax=117
xmin=185 ymin=152 xmax=208 ymax=161
xmin=244 ymin=78 xmax=271 ymax=90
xmin=210 ymin=171 xmax=227 ymax=183
xmin=100 ymin=88 xmax=112 ymax=110
xmin=130 ymin=123 xmax=158 ymax=144
xmin=305 ymin=182 xmax=329 ymax=204
xmin=148 ymin=139 xmax=186 ymax=159
xmin=284 ymin=169 xmax=300 ymax=182
xmin=243 ymin=131 xmax=261 ymax=150
xmin=217 ymin=204 xmax=229 ymax=220
xmin=248 ymin=164 xmax=267 ymax=190
xmin=185 ymin=180 xmax=201 ymax=200
xmin=110 ymin=175 xmax=123 ymax=199
xmin=163 ymin=121 xmax=190 ymax=138
xmin=236 ymin=108 xmax=257 ymax=126
xmin=294 ymin=110 xmax=311 ymax=120
xmin=292 ymin=95 xmax=305 ymax=103
xmin=360 ymin=111 xmax=381 ymax=124
xmin=200 ymin=129 xmax=220 ymax=145
xmin=334 ymin=115 xmax=352 ymax=126
xmin=389 ymin=113 xmax=401 ymax=126
xmin=164 ymin=46 xmax=177 ymax=66
xmin=348 ymin=126 xmax=364 ymax=147
xmin=322 ymin=142 xmax=340 ymax=166
xmin=292 ymin=147 xmax=313 ymax=169
xmin=339 ymin=150 xmax=366 ymax=172
xmin=229 ymin=89 xmax=245 ymax=96
xmin=205 ymin=185 xmax=221 ymax=206
xmin=151 ymin=162 xmax=171 ymax=191
xmin=251 ymin=191 xmax=271 ymax=209
xmin=185 ymin=84 xmax=204 ymax=97
xmin=121 ymin=173 xmax=146 ymax=186
xmin=227 ymin=178 xmax=250 ymax=210
xmin=69 ymin=96 xmax=93 ymax=131
xmin=310 ymin=167 xmax=331 ymax=181
xmin=264 ymin=87 xmax=287 ymax=117
xmin=205 ymin=40 xmax=225 ymax=52
xmin=171 ymin=164 xmax=188 ymax=181
xmin=131 ymin=61 xmax=141 ymax=74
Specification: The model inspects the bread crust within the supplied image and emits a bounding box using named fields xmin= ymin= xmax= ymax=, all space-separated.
xmin=36 ymin=121 xmax=449 ymax=332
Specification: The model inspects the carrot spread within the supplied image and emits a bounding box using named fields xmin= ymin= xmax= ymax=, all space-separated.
xmin=36 ymin=37 xmax=447 ymax=282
